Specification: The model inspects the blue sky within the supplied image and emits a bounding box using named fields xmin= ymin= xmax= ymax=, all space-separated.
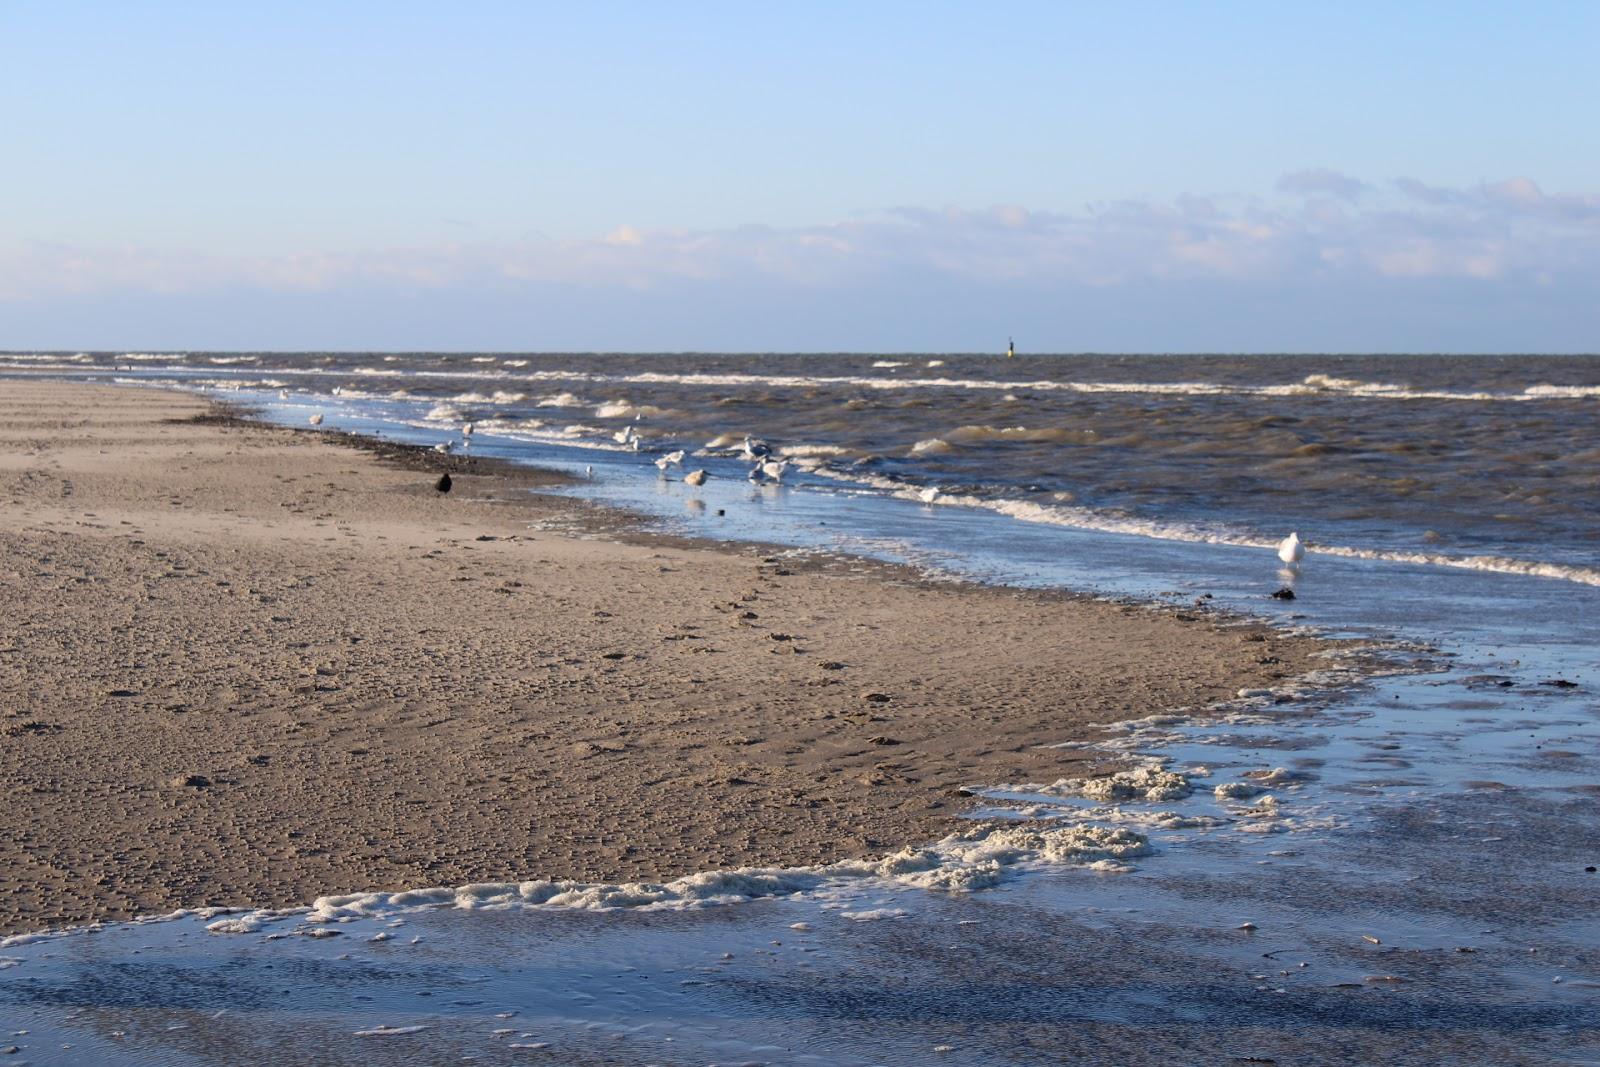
xmin=2 ymin=2 xmax=1597 ymax=351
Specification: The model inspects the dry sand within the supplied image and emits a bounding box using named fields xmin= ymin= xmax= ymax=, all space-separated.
xmin=0 ymin=381 xmax=1320 ymax=934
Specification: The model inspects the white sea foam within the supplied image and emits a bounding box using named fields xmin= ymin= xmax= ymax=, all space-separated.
xmin=447 ymin=390 xmax=528 ymax=405
xmin=595 ymin=401 xmax=673 ymax=419
xmin=1016 ymin=764 xmax=1194 ymax=803
xmin=70 ymin=357 xmax=1597 ymax=405
xmin=536 ymin=392 xmax=584 ymax=407
xmin=184 ymin=822 xmax=1149 ymax=936
xmin=1522 ymin=384 xmax=1600 ymax=399
xmin=778 ymin=444 xmax=853 ymax=458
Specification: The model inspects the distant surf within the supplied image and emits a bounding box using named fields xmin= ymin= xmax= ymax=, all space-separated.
xmin=7 ymin=350 xmax=1597 ymax=586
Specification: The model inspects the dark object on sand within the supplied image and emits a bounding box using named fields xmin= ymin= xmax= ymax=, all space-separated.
xmin=1270 ymin=587 xmax=1296 ymax=600
xmin=716 ymin=508 xmax=725 ymax=516
xmin=435 ymin=473 xmax=452 ymax=493
xmin=1540 ymin=678 xmax=1579 ymax=689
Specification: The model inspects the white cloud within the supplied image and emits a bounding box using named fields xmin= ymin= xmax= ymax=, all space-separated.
xmin=1278 ymin=168 xmax=1370 ymax=201
xmin=1 ymin=174 xmax=1596 ymax=315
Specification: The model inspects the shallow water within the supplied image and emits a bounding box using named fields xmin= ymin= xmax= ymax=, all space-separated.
xmin=3 ymin=654 xmax=1596 ymax=1064
xmin=2 ymin=356 xmax=1597 ymax=1063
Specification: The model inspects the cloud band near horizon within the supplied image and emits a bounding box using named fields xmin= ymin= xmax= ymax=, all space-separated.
xmin=2 ymin=172 xmax=1597 ymax=353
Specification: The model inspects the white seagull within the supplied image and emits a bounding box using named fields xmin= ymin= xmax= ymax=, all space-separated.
xmin=684 ymin=469 xmax=708 ymax=487
xmin=434 ymin=441 xmax=453 ymax=454
xmin=307 ymin=413 xmax=323 ymax=426
xmin=654 ymin=449 xmax=686 ymax=471
xmin=1277 ymin=532 xmax=1305 ymax=566
xmin=760 ymin=458 xmax=789 ymax=483
xmin=462 ymin=422 xmax=475 ymax=437
xmin=918 ymin=486 xmax=941 ymax=504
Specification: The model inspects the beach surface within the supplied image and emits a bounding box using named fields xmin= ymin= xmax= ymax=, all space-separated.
xmin=0 ymin=381 xmax=1319 ymax=935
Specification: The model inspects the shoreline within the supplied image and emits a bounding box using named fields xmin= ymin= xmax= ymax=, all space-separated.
xmin=1 ymin=380 xmax=1329 ymax=936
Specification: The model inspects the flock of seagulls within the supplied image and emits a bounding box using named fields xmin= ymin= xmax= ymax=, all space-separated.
xmin=299 ymin=398 xmax=1313 ymax=576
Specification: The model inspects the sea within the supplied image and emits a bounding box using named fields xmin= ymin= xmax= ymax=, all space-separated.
xmin=1 ymin=352 xmax=1596 ymax=1065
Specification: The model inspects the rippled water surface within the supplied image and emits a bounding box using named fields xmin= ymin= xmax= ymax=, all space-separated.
xmin=6 ymin=351 xmax=1598 ymax=581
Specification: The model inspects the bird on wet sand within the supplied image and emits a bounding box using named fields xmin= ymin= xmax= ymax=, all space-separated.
xmin=308 ymin=413 xmax=323 ymax=426
xmin=655 ymin=450 xmax=686 ymax=471
xmin=685 ymin=469 xmax=708 ymax=487
xmin=435 ymin=473 xmax=452 ymax=493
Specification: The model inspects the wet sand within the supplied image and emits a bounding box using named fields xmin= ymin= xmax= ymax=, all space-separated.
xmin=0 ymin=381 xmax=1321 ymax=935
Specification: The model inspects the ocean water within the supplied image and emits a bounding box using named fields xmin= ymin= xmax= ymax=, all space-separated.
xmin=4 ymin=350 xmax=1598 ymax=583
xmin=1 ymin=353 xmax=1597 ymax=1064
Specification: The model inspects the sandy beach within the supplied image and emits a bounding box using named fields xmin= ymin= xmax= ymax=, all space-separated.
xmin=0 ymin=380 xmax=1320 ymax=936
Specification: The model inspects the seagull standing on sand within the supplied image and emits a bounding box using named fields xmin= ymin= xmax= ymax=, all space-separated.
xmin=462 ymin=422 xmax=474 ymax=437
xmin=434 ymin=441 xmax=452 ymax=455
xmin=654 ymin=449 xmax=686 ymax=471
xmin=1277 ymin=532 xmax=1305 ymax=566
xmin=760 ymin=458 xmax=789 ymax=483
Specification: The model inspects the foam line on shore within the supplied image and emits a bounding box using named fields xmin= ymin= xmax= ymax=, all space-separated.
xmin=0 ymin=821 xmax=1151 ymax=945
